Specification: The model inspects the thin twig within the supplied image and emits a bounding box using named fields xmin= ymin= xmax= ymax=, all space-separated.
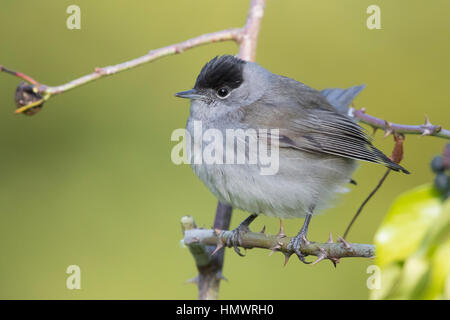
xmin=0 ymin=65 xmax=39 ymax=85
xmin=343 ymin=134 xmax=406 ymax=240
xmin=343 ymin=168 xmax=391 ymax=240
xmin=239 ymin=0 xmax=266 ymax=61
xmin=43 ymin=28 xmax=243 ymax=96
xmin=6 ymin=28 xmax=242 ymax=114
xmin=184 ymin=227 xmax=375 ymax=267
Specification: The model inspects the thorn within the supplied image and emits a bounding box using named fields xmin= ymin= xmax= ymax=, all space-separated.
xmin=269 ymin=244 xmax=281 ymax=256
xmin=372 ymin=127 xmax=378 ymax=135
xmin=384 ymin=129 xmax=393 ymax=138
xmin=383 ymin=120 xmax=394 ymax=138
xmin=421 ymin=128 xmax=432 ymax=136
xmin=330 ymin=257 xmax=340 ymax=268
xmin=327 ymin=232 xmax=333 ymax=244
xmin=185 ymin=276 xmax=199 ymax=285
xmin=277 ymin=219 xmax=286 ymax=239
xmin=215 ymin=272 xmax=228 ymax=282
xmin=424 ymin=114 xmax=432 ymax=126
xmin=211 ymin=240 xmax=225 ymax=256
xmin=311 ymin=254 xmax=326 ymax=265
xmin=301 ymin=234 xmax=310 ymax=246
xmin=311 ymin=248 xmax=328 ymax=266
xmin=260 ymin=225 xmax=266 ymax=234
xmin=282 ymin=252 xmax=292 ymax=267
xmin=337 ymin=236 xmax=351 ymax=249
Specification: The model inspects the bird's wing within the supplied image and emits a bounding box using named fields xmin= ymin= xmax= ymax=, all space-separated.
xmin=241 ymin=89 xmax=409 ymax=173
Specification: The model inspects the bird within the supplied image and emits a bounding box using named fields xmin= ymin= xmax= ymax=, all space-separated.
xmin=175 ymin=55 xmax=409 ymax=263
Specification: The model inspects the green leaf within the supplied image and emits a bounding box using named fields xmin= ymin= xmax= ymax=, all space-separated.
xmin=374 ymin=184 xmax=442 ymax=268
xmin=371 ymin=184 xmax=450 ymax=299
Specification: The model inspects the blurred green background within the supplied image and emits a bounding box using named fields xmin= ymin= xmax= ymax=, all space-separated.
xmin=0 ymin=0 xmax=449 ymax=299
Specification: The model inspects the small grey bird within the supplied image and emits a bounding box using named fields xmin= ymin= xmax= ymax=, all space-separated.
xmin=175 ymin=55 xmax=408 ymax=263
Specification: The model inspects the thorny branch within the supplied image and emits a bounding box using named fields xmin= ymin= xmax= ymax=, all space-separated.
xmin=182 ymin=217 xmax=375 ymax=268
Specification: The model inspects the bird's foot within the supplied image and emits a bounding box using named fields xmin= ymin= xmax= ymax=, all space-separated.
xmin=225 ymin=223 xmax=251 ymax=256
xmin=287 ymin=232 xmax=312 ymax=264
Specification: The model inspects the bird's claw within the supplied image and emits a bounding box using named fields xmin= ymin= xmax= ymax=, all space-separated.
xmin=287 ymin=232 xmax=311 ymax=264
xmin=225 ymin=224 xmax=250 ymax=256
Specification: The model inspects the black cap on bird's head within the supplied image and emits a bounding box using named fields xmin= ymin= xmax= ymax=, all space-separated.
xmin=175 ymin=55 xmax=246 ymax=100
xmin=194 ymin=55 xmax=245 ymax=90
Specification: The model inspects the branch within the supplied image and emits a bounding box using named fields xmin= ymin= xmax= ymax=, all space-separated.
xmin=44 ymin=29 xmax=243 ymax=96
xmin=351 ymin=108 xmax=450 ymax=139
xmin=183 ymin=220 xmax=375 ymax=267
xmin=181 ymin=215 xmax=230 ymax=300
xmin=4 ymin=28 xmax=242 ymax=115
xmin=2 ymin=1 xmax=267 ymax=116
xmin=238 ymin=0 xmax=265 ymax=61
xmin=343 ymin=133 xmax=406 ymax=240
xmin=0 ymin=65 xmax=39 ymax=85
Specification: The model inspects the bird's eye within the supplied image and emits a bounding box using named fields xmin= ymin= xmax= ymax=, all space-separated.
xmin=216 ymin=87 xmax=230 ymax=98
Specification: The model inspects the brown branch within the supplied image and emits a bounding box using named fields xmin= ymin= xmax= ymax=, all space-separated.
xmin=181 ymin=215 xmax=231 ymax=300
xmin=343 ymin=134 xmax=406 ymax=240
xmin=7 ymin=28 xmax=242 ymax=114
xmin=0 ymin=65 xmax=39 ymax=85
xmin=351 ymin=108 xmax=450 ymax=139
xmin=42 ymin=29 xmax=243 ymax=96
xmin=2 ymin=1 xmax=267 ymax=116
xmin=343 ymin=168 xmax=391 ymax=240
xmin=183 ymin=222 xmax=375 ymax=268
xmin=238 ymin=0 xmax=266 ymax=61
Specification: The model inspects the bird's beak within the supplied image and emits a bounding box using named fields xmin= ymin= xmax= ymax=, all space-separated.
xmin=174 ymin=89 xmax=203 ymax=100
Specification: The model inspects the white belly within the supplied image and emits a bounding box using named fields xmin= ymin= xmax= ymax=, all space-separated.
xmin=191 ymin=149 xmax=356 ymax=219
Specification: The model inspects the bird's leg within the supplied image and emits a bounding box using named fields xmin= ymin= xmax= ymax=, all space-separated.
xmin=287 ymin=209 xmax=314 ymax=264
xmin=226 ymin=213 xmax=258 ymax=256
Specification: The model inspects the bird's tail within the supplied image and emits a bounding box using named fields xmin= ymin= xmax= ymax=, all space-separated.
xmin=321 ymin=85 xmax=366 ymax=114
xmin=369 ymin=144 xmax=410 ymax=174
